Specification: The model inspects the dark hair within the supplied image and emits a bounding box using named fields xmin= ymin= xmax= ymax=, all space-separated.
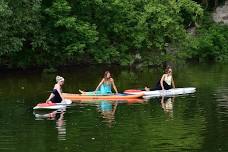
xmin=165 ymin=66 xmax=172 ymax=74
xmin=104 ymin=71 xmax=111 ymax=81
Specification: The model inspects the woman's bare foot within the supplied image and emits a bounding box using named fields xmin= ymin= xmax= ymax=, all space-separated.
xmin=145 ymin=87 xmax=150 ymax=91
xmin=79 ymin=89 xmax=85 ymax=94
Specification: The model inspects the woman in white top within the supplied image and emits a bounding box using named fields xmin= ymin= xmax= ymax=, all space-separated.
xmin=145 ymin=66 xmax=175 ymax=91
xmin=157 ymin=66 xmax=175 ymax=90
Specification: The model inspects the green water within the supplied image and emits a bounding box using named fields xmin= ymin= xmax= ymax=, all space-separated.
xmin=0 ymin=64 xmax=228 ymax=152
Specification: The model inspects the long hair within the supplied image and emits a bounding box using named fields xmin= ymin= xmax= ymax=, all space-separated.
xmin=103 ymin=71 xmax=111 ymax=81
xmin=165 ymin=66 xmax=172 ymax=74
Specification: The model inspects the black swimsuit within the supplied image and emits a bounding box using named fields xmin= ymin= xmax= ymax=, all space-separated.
xmin=50 ymin=89 xmax=62 ymax=103
xmin=154 ymin=80 xmax=172 ymax=90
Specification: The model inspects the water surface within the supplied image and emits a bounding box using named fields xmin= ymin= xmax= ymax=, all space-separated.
xmin=0 ymin=64 xmax=228 ymax=152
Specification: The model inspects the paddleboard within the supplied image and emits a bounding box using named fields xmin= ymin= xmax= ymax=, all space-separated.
xmin=124 ymin=87 xmax=196 ymax=98
xmin=69 ymin=98 xmax=145 ymax=104
xmin=62 ymin=93 xmax=143 ymax=100
xmin=33 ymin=99 xmax=72 ymax=110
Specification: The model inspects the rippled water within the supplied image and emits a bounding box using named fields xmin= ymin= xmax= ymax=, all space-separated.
xmin=0 ymin=64 xmax=227 ymax=152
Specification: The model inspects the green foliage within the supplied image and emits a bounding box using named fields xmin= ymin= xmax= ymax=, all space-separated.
xmin=0 ymin=0 xmax=20 ymax=55
xmin=178 ymin=0 xmax=204 ymax=27
xmin=43 ymin=0 xmax=98 ymax=65
xmin=87 ymin=0 xmax=203 ymax=65
xmin=2 ymin=0 xmax=219 ymax=68
xmin=0 ymin=0 xmax=46 ymax=68
xmin=184 ymin=15 xmax=228 ymax=63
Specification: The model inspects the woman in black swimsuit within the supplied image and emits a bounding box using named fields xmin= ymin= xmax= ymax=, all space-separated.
xmin=46 ymin=76 xmax=65 ymax=103
xmin=145 ymin=66 xmax=175 ymax=91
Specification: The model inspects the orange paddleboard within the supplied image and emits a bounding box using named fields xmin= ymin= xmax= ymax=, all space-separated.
xmin=63 ymin=93 xmax=143 ymax=100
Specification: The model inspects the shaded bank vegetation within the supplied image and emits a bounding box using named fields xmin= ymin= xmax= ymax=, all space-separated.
xmin=0 ymin=0 xmax=227 ymax=68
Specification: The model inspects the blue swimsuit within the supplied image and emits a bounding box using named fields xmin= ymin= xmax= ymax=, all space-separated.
xmin=99 ymin=83 xmax=112 ymax=94
xmin=84 ymin=82 xmax=112 ymax=95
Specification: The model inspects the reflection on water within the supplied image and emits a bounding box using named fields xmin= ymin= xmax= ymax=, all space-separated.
xmin=160 ymin=97 xmax=174 ymax=118
xmin=33 ymin=109 xmax=67 ymax=141
xmin=216 ymin=88 xmax=228 ymax=117
xmin=0 ymin=64 xmax=228 ymax=152
xmin=97 ymin=101 xmax=118 ymax=127
xmin=75 ymin=99 xmax=144 ymax=128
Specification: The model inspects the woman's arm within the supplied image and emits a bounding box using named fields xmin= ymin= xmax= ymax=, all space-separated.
xmin=95 ymin=78 xmax=104 ymax=91
xmin=160 ymin=74 xmax=165 ymax=90
xmin=171 ymin=76 xmax=175 ymax=88
xmin=46 ymin=85 xmax=55 ymax=102
xmin=111 ymin=78 xmax=118 ymax=94
xmin=46 ymin=93 xmax=54 ymax=102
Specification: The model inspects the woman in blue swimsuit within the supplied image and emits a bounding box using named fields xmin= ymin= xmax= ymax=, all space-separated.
xmin=79 ymin=71 xmax=118 ymax=95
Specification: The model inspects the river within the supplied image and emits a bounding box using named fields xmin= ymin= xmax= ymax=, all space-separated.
xmin=0 ymin=64 xmax=227 ymax=152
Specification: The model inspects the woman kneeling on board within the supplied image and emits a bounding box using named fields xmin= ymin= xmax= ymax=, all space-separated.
xmin=46 ymin=76 xmax=65 ymax=103
xmin=146 ymin=66 xmax=175 ymax=91
xmin=79 ymin=71 xmax=118 ymax=95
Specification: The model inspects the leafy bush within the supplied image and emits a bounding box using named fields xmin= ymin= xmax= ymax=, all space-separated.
xmin=0 ymin=0 xmax=207 ymax=68
xmin=185 ymin=15 xmax=228 ymax=62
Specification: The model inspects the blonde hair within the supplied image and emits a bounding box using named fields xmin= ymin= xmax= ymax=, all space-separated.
xmin=56 ymin=76 xmax=64 ymax=82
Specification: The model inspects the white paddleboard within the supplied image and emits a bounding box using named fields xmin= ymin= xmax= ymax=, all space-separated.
xmin=56 ymin=99 xmax=72 ymax=105
xmin=33 ymin=105 xmax=66 ymax=110
xmin=143 ymin=87 xmax=196 ymax=99
xmin=33 ymin=99 xmax=72 ymax=110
